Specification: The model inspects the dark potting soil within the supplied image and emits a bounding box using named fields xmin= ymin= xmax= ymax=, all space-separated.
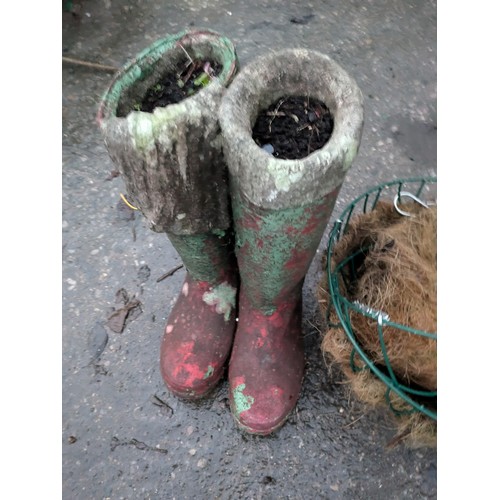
xmin=135 ymin=59 xmax=222 ymax=113
xmin=252 ymin=96 xmax=334 ymax=160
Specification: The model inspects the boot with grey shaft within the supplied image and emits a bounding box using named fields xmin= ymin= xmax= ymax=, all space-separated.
xmin=97 ymin=29 xmax=239 ymax=399
xmin=219 ymin=49 xmax=364 ymax=434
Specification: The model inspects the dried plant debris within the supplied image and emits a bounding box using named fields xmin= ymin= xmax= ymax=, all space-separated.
xmin=105 ymin=169 xmax=120 ymax=181
xmin=116 ymin=196 xmax=136 ymax=222
xmin=110 ymin=436 xmax=168 ymax=454
xmin=137 ymin=264 xmax=151 ymax=284
xmin=156 ymin=263 xmax=184 ymax=282
xmin=106 ymin=288 xmax=142 ymax=333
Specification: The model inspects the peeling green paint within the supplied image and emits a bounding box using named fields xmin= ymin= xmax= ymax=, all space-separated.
xmin=232 ymin=189 xmax=332 ymax=313
xmin=202 ymin=282 xmax=236 ymax=321
xmin=99 ymin=29 xmax=238 ymax=124
xmin=99 ymin=37 xmax=174 ymax=116
xmin=167 ymin=232 xmax=231 ymax=283
xmin=211 ymin=228 xmax=226 ymax=238
xmin=232 ymin=384 xmax=254 ymax=415
xmin=203 ymin=365 xmax=214 ymax=379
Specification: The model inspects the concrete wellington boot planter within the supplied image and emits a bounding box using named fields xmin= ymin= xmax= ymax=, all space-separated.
xmin=219 ymin=49 xmax=364 ymax=434
xmin=97 ymin=29 xmax=239 ymax=399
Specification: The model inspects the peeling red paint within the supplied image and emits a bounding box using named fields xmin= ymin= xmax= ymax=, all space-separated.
xmin=161 ymin=273 xmax=237 ymax=399
xmin=301 ymin=188 xmax=340 ymax=235
xmin=232 ymin=375 xmax=246 ymax=388
xmin=241 ymin=212 xmax=262 ymax=231
xmin=173 ymin=361 xmax=207 ymax=386
xmin=175 ymin=341 xmax=195 ymax=363
xmin=284 ymin=248 xmax=311 ymax=271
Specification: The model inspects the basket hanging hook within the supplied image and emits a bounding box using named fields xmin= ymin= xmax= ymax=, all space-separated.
xmin=394 ymin=191 xmax=432 ymax=217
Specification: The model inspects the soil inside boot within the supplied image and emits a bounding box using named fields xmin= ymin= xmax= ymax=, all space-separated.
xmin=252 ymin=95 xmax=334 ymax=160
xmin=134 ymin=58 xmax=222 ymax=113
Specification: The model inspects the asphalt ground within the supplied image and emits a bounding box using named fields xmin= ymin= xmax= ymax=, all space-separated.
xmin=14 ymin=1 xmax=500 ymax=499
xmin=59 ymin=1 xmax=439 ymax=498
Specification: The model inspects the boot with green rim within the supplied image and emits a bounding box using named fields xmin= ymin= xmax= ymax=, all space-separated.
xmin=97 ymin=29 xmax=239 ymax=399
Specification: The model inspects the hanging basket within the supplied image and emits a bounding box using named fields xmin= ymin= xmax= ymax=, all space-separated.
xmin=320 ymin=177 xmax=437 ymax=447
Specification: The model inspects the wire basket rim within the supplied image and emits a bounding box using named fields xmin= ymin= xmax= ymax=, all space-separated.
xmin=326 ymin=176 xmax=437 ymax=420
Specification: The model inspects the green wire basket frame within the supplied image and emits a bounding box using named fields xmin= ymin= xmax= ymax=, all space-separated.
xmin=326 ymin=177 xmax=437 ymax=420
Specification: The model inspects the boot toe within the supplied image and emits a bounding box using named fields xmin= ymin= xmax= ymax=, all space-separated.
xmin=230 ymin=382 xmax=299 ymax=435
xmin=162 ymin=358 xmax=224 ymax=400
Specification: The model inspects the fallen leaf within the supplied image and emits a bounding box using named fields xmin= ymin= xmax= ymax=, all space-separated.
xmin=106 ymin=298 xmax=142 ymax=333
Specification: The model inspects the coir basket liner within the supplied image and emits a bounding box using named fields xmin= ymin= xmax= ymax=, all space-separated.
xmin=318 ymin=177 xmax=437 ymax=448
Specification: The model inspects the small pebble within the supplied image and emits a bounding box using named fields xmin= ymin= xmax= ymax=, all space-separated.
xmin=262 ymin=144 xmax=274 ymax=154
xmin=197 ymin=458 xmax=208 ymax=468
xmin=188 ymin=448 xmax=196 ymax=456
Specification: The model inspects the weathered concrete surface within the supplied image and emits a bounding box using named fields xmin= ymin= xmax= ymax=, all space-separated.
xmin=62 ymin=0 xmax=436 ymax=498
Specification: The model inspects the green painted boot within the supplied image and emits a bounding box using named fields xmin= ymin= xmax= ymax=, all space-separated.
xmin=219 ymin=49 xmax=364 ymax=434
xmin=159 ymin=231 xmax=238 ymax=399
xmin=97 ymin=29 xmax=239 ymax=399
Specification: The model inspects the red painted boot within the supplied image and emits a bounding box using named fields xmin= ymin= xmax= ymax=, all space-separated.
xmin=160 ymin=232 xmax=238 ymax=399
xmin=219 ymin=49 xmax=364 ymax=434
xmin=95 ymin=30 xmax=240 ymax=400
xmin=227 ymin=189 xmax=343 ymax=434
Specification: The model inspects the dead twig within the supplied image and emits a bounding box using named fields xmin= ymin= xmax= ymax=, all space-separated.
xmin=62 ymin=56 xmax=119 ymax=72
xmin=151 ymin=394 xmax=173 ymax=411
xmin=268 ymin=98 xmax=287 ymax=133
xmin=156 ymin=264 xmax=184 ymax=283
xmin=306 ymin=318 xmax=323 ymax=335
xmin=342 ymin=414 xmax=365 ymax=429
xmin=266 ymin=111 xmax=286 ymax=117
xmin=177 ymin=42 xmax=194 ymax=66
xmin=386 ymin=428 xmax=411 ymax=449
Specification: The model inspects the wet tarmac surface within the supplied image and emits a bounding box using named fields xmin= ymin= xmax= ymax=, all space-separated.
xmin=62 ymin=1 xmax=437 ymax=498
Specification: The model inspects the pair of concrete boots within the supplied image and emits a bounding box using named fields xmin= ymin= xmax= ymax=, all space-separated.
xmin=98 ymin=30 xmax=364 ymax=435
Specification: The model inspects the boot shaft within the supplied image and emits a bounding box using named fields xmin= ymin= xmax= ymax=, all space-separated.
xmin=231 ymin=185 xmax=341 ymax=313
xmin=220 ymin=49 xmax=364 ymax=314
xmin=167 ymin=231 xmax=237 ymax=285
